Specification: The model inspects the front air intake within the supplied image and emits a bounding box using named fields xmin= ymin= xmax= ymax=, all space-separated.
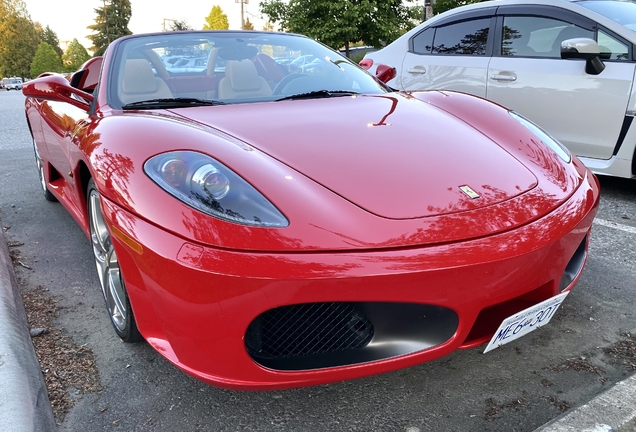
xmin=245 ymin=302 xmax=459 ymax=371
xmin=245 ymin=302 xmax=374 ymax=360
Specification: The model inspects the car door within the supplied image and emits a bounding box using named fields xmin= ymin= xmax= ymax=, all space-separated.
xmin=38 ymin=100 xmax=89 ymax=206
xmin=399 ymin=10 xmax=496 ymax=97
xmin=487 ymin=6 xmax=636 ymax=160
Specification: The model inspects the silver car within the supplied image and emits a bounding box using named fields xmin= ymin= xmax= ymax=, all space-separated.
xmin=363 ymin=0 xmax=636 ymax=179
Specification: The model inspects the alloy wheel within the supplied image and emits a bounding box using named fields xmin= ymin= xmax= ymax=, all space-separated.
xmin=88 ymin=189 xmax=128 ymax=333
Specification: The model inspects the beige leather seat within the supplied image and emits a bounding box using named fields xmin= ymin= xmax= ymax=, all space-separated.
xmin=206 ymin=48 xmax=220 ymax=76
xmin=120 ymin=59 xmax=173 ymax=104
xmin=218 ymin=60 xmax=272 ymax=99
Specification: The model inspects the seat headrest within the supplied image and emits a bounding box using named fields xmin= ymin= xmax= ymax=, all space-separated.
xmin=123 ymin=59 xmax=159 ymax=94
xmin=225 ymin=60 xmax=262 ymax=91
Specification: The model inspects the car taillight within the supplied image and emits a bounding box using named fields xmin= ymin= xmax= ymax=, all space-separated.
xmin=359 ymin=59 xmax=373 ymax=70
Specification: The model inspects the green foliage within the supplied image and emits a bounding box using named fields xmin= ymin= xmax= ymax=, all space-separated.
xmin=40 ymin=25 xmax=62 ymax=58
xmin=62 ymin=38 xmax=91 ymax=73
xmin=0 ymin=0 xmax=29 ymax=17
xmin=87 ymin=0 xmax=132 ymax=56
xmin=169 ymin=19 xmax=192 ymax=31
xmin=348 ymin=50 xmax=367 ymax=64
xmin=432 ymin=0 xmax=483 ymax=16
xmin=30 ymin=41 xmax=62 ymax=76
xmin=203 ymin=5 xmax=229 ymax=30
xmin=0 ymin=0 xmax=40 ymax=78
xmin=260 ymin=0 xmax=418 ymax=54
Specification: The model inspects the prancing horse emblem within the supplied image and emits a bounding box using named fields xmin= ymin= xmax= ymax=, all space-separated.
xmin=459 ymin=185 xmax=480 ymax=199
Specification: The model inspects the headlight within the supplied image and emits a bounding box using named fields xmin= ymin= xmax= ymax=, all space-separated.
xmin=144 ymin=151 xmax=289 ymax=228
xmin=509 ymin=111 xmax=571 ymax=163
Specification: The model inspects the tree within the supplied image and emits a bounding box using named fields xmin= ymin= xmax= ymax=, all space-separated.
xmin=431 ymin=0 xmax=483 ymax=16
xmin=30 ymin=41 xmax=62 ymax=76
xmin=260 ymin=0 xmax=417 ymax=56
xmin=62 ymin=38 xmax=91 ymax=72
xmin=40 ymin=25 xmax=62 ymax=58
xmin=168 ymin=18 xmax=192 ymax=31
xmin=0 ymin=0 xmax=40 ymax=77
xmin=244 ymin=17 xmax=254 ymax=30
xmin=262 ymin=21 xmax=275 ymax=32
xmin=87 ymin=0 xmax=132 ymax=56
xmin=0 ymin=0 xmax=28 ymax=17
xmin=203 ymin=5 xmax=229 ymax=30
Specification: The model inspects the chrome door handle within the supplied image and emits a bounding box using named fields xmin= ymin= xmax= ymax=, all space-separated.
xmin=490 ymin=74 xmax=517 ymax=82
xmin=407 ymin=67 xmax=426 ymax=74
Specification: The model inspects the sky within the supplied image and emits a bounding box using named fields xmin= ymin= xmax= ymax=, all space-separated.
xmin=24 ymin=0 xmax=268 ymax=51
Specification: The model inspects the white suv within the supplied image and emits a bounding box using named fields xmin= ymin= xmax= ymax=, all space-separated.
xmin=5 ymin=78 xmax=23 ymax=91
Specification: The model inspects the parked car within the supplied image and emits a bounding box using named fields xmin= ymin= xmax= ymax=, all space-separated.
xmin=4 ymin=77 xmax=22 ymax=90
xmin=165 ymin=56 xmax=209 ymax=73
xmin=23 ymin=30 xmax=599 ymax=390
xmin=362 ymin=0 xmax=636 ymax=179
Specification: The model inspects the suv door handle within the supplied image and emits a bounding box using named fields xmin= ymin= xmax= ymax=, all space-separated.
xmin=490 ymin=73 xmax=517 ymax=82
xmin=407 ymin=67 xmax=426 ymax=75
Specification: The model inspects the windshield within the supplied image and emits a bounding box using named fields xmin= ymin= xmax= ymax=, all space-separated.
xmin=111 ymin=31 xmax=387 ymax=108
xmin=577 ymin=1 xmax=636 ymax=31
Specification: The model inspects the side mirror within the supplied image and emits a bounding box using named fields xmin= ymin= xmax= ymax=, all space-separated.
xmin=561 ymin=38 xmax=605 ymax=75
xmin=22 ymin=74 xmax=94 ymax=111
xmin=375 ymin=64 xmax=397 ymax=84
xmin=70 ymin=56 xmax=103 ymax=93
xmin=359 ymin=59 xmax=373 ymax=70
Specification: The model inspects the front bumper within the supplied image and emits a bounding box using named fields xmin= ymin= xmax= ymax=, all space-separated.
xmin=100 ymin=170 xmax=600 ymax=390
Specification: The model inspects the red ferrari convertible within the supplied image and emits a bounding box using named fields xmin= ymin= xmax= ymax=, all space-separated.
xmin=23 ymin=31 xmax=599 ymax=390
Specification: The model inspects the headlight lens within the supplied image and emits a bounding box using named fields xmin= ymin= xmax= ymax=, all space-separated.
xmin=145 ymin=151 xmax=289 ymax=227
xmin=509 ymin=111 xmax=571 ymax=163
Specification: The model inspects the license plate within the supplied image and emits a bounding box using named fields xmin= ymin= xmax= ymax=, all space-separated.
xmin=483 ymin=291 xmax=569 ymax=354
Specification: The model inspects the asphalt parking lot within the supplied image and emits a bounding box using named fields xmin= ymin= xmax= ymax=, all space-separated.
xmin=1 ymin=89 xmax=635 ymax=431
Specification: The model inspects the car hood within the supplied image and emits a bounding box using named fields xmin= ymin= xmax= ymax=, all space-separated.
xmin=172 ymin=94 xmax=537 ymax=219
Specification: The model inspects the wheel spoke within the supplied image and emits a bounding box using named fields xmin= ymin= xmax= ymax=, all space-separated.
xmin=90 ymin=193 xmax=110 ymax=252
xmin=108 ymin=266 xmax=127 ymax=331
xmin=32 ymin=140 xmax=47 ymax=192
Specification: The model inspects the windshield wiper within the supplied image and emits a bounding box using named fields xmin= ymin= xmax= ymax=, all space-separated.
xmin=274 ymin=90 xmax=359 ymax=102
xmin=122 ymin=97 xmax=227 ymax=110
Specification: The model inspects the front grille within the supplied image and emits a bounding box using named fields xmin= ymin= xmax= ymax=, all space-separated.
xmin=245 ymin=302 xmax=374 ymax=361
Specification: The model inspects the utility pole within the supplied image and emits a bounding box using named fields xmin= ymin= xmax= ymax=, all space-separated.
xmin=423 ymin=0 xmax=434 ymax=21
xmin=236 ymin=0 xmax=248 ymax=29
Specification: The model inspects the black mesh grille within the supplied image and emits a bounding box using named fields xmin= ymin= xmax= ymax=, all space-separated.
xmin=245 ymin=302 xmax=374 ymax=360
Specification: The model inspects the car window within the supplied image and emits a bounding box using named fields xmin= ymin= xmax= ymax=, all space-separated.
xmin=598 ymin=29 xmax=629 ymax=61
xmin=411 ymin=28 xmax=435 ymax=55
xmin=431 ymin=18 xmax=490 ymax=55
xmin=502 ymin=16 xmax=593 ymax=58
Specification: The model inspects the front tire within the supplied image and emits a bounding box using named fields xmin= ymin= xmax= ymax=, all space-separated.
xmin=87 ymin=179 xmax=142 ymax=343
xmin=32 ymin=138 xmax=57 ymax=202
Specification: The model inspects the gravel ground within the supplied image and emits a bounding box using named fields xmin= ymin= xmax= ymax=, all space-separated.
xmin=6 ymin=237 xmax=101 ymax=426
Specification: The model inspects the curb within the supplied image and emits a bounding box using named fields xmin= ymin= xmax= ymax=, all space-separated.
xmin=0 ymin=222 xmax=56 ymax=431
xmin=534 ymin=372 xmax=636 ymax=432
